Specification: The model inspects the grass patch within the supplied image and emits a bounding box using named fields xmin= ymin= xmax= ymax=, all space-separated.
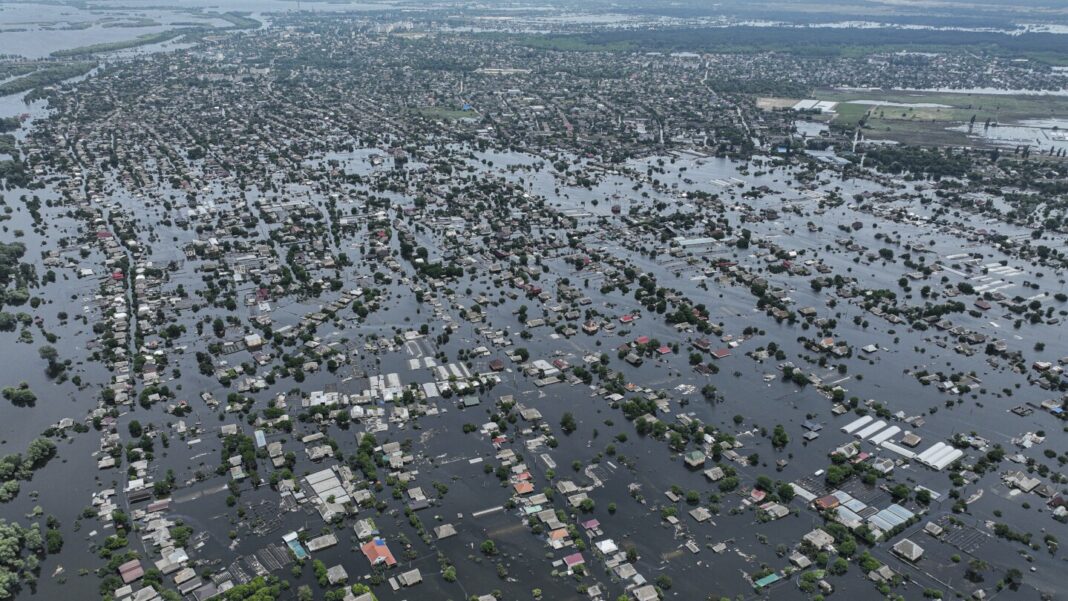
xmin=213 ymin=12 xmax=261 ymax=30
xmin=51 ymin=29 xmax=190 ymax=57
xmin=817 ymin=89 xmax=1068 ymax=124
xmin=831 ymin=102 xmax=871 ymax=130
xmin=861 ymin=118 xmax=974 ymax=146
xmin=0 ymin=62 xmax=95 ymax=96
xmin=494 ymin=28 xmax=1068 ymax=64
xmin=755 ymin=97 xmax=798 ymax=110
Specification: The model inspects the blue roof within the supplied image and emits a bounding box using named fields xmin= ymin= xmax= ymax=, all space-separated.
xmin=885 ymin=503 xmax=915 ymax=521
xmin=869 ymin=515 xmax=894 ymax=532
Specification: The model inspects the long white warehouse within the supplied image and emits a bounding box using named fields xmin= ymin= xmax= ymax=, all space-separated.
xmin=855 ymin=420 xmax=888 ymax=440
xmin=869 ymin=426 xmax=901 ymax=446
xmin=881 ymin=441 xmax=916 ymax=459
xmin=915 ymin=442 xmax=947 ymax=464
xmin=841 ymin=415 xmax=873 ymax=434
xmin=922 ymin=445 xmax=963 ymax=470
xmin=928 ymin=448 xmax=964 ymax=471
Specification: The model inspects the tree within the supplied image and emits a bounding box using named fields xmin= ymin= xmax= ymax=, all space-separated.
xmin=480 ymin=539 xmax=497 ymax=555
xmin=838 ymin=537 xmax=857 ymax=557
xmin=560 ymin=412 xmax=577 ymax=434
xmin=1004 ymin=567 xmax=1023 ymax=588
xmin=221 ymin=576 xmax=283 ymax=600
xmin=771 ymin=425 xmax=789 ymax=449
xmin=313 ymin=559 xmax=329 ymax=586
xmin=0 ymin=519 xmax=31 ymax=598
xmin=777 ymin=483 xmax=795 ymax=502
xmin=25 ymin=438 xmax=56 ymax=468
xmin=965 ymin=559 xmax=987 ymax=583
xmin=23 ymin=524 xmax=42 ymax=552
xmin=38 ymin=345 xmax=63 ymax=377
xmin=890 ymin=484 xmax=910 ymax=501
xmin=128 ymin=420 xmax=143 ymax=438
xmin=2 ymin=383 xmax=36 ymax=407
xmin=45 ymin=528 xmax=62 ymax=554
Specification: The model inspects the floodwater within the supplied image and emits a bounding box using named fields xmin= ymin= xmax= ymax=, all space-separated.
xmin=4 ymin=128 xmax=1067 ymax=599
xmin=2 ymin=11 xmax=1068 ymax=601
xmin=950 ymin=119 xmax=1068 ymax=152
xmin=7 ymin=142 xmax=1057 ymax=600
xmin=845 ymin=100 xmax=954 ymax=108
xmin=0 ymin=2 xmax=234 ymax=58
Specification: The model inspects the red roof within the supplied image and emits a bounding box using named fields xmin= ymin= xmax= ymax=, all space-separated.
xmin=361 ymin=538 xmax=397 ymax=567
xmin=118 ymin=559 xmax=143 ymax=583
xmin=513 ymin=482 xmax=534 ymax=495
xmin=814 ymin=495 xmax=840 ymax=510
xmin=120 ymin=566 xmax=144 ymax=583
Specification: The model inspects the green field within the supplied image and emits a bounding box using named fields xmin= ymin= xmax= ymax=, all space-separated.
xmin=811 ymin=89 xmax=1068 ymax=146
xmin=0 ymin=62 xmax=95 ymax=96
xmin=830 ymin=102 xmax=871 ymax=130
xmin=50 ymin=30 xmax=189 ymax=58
xmin=499 ymin=27 xmax=1068 ymax=65
xmin=817 ymin=89 xmax=1068 ymax=122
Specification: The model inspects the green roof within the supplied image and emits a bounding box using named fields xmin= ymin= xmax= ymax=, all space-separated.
xmin=754 ymin=573 xmax=782 ymax=588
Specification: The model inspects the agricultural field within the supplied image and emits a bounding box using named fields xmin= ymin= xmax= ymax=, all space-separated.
xmin=788 ymin=89 xmax=1068 ymax=147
